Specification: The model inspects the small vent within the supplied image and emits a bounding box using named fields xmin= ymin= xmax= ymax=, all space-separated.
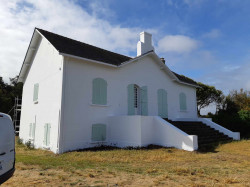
xmin=160 ymin=58 xmax=165 ymax=64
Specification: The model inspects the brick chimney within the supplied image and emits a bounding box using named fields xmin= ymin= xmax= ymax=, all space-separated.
xmin=137 ymin=31 xmax=154 ymax=56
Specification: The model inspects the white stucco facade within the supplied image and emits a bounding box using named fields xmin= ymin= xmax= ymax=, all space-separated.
xmin=18 ymin=29 xmax=239 ymax=154
xmin=19 ymin=34 xmax=64 ymax=153
xmin=59 ymin=54 xmax=198 ymax=152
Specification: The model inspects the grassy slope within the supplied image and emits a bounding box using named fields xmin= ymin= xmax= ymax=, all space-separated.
xmin=3 ymin=140 xmax=250 ymax=186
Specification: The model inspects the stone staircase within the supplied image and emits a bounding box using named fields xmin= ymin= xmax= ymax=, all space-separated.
xmin=164 ymin=119 xmax=233 ymax=148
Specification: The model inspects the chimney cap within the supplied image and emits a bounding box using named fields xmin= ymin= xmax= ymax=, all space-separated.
xmin=140 ymin=31 xmax=152 ymax=36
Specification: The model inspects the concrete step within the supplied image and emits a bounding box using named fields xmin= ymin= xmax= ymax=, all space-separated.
xmin=163 ymin=118 xmax=233 ymax=149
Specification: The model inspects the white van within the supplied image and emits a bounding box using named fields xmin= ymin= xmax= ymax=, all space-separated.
xmin=0 ymin=113 xmax=15 ymax=184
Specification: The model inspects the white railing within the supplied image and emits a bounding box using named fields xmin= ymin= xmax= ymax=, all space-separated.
xmin=198 ymin=118 xmax=240 ymax=140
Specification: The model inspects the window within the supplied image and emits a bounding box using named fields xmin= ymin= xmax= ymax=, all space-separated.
xmin=92 ymin=78 xmax=107 ymax=105
xmin=140 ymin=86 xmax=148 ymax=116
xmin=29 ymin=123 xmax=36 ymax=139
xmin=43 ymin=123 xmax=51 ymax=147
xmin=157 ymin=89 xmax=168 ymax=118
xmin=128 ymin=84 xmax=135 ymax=115
xmin=33 ymin=83 xmax=39 ymax=103
xmin=134 ymin=85 xmax=139 ymax=108
xmin=179 ymin=92 xmax=187 ymax=111
xmin=92 ymin=124 xmax=106 ymax=141
xmin=127 ymin=84 xmax=148 ymax=116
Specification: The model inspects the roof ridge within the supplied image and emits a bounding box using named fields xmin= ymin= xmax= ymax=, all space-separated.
xmin=35 ymin=28 xmax=132 ymax=60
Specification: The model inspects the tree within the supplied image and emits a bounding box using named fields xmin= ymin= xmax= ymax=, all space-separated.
xmin=226 ymin=89 xmax=250 ymax=111
xmin=211 ymin=88 xmax=250 ymax=138
xmin=196 ymin=82 xmax=223 ymax=115
xmin=220 ymin=89 xmax=250 ymax=123
xmin=0 ymin=76 xmax=23 ymax=116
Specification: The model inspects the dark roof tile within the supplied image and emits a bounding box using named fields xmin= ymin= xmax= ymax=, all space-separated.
xmin=36 ymin=28 xmax=132 ymax=66
xmin=172 ymin=71 xmax=199 ymax=86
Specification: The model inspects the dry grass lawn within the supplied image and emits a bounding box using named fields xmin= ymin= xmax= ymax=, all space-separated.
xmin=3 ymin=140 xmax=250 ymax=186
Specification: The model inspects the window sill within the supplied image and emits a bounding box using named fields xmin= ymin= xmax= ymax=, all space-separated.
xmin=90 ymin=103 xmax=110 ymax=107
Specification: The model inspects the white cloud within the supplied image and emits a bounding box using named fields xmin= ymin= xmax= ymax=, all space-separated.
xmin=202 ymin=29 xmax=221 ymax=39
xmin=200 ymin=61 xmax=250 ymax=94
xmin=222 ymin=65 xmax=240 ymax=72
xmin=157 ymin=35 xmax=199 ymax=54
xmin=0 ymin=0 xmax=145 ymax=82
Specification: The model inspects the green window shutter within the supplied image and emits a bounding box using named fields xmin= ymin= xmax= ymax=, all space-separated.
xmin=47 ymin=124 xmax=51 ymax=146
xmin=100 ymin=79 xmax=107 ymax=105
xmin=92 ymin=78 xmax=99 ymax=104
xmin=43 ymin=124 xmax=47 ymax=145
xmin=32 ymin=123 xmax=36 ymax=139
xmin=179 ymin=92 xmax=187 ymax=111
xmin=141 ymin=86 xmax=148 ymax=116
xmin=158 ymin=89 xmax=168 ymax=118
xmin=29 ymin=123 xmax=32 ymax=137
xmin=157 ymin=89 xmax=163 ymax=117
xmin=43 ymin=123 xmax=51 ymax=146
xmin=92 ymin=78 xmax=107 ymax=105
xmin=162 ymin=90 xmax=168 ymax=118
xmin=33 ymin=83 xmax=39 ymax=102
xmin=92 ymin=124 xmax=106 ymax=141
xmin=127 ymin=84 xmax=135 ymax=115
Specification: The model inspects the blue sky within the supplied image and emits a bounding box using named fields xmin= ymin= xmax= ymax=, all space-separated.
xmin=0 ymin=0 xmax=250 ymax=113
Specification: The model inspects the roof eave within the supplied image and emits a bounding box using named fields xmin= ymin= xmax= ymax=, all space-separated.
xmin=18 ymin=29 xmax=41 ymax=83
xmin=175 ymin=80 xmax=200 ymax=88
xmin=59 ymin=53 xmax=118 ymax=67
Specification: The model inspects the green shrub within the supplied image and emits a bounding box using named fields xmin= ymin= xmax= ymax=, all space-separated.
xmin=238 ymin=110 xmax=250 ymax=123
xmin=25 ymin=140 xmax=34 ymax=149
xmin=17 ymin=137 xmax=23 ymax=145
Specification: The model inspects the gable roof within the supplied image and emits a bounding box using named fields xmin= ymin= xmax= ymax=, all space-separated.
xmin=36 ymin=28 xmax=132 ymax=66
xmin=19 ymin=28 xmax=199 ymax=87
xmin=171 ymin=72 xmax=199 ymax=87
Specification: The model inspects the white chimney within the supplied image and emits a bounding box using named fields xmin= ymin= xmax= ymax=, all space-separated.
xmin=137 ymin=31 xmax=154 ymax=56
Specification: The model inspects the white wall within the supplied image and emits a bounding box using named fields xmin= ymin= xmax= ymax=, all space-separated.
xmin=153 ymin=117 xmax=198 ymax=151
xmin=108 ymin=116 xmax=198 ymax=151
xmin=108 ymin=116 xmax=142 ymax=147
xmin=19 ymin=35 xmax=64 ymax=153
xmin=60 ymin=55 xmax=198 ymax=152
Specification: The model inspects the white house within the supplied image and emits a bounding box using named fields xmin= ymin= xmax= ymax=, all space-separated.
xmin=18 ymin=28 xmax=240 ymax=154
